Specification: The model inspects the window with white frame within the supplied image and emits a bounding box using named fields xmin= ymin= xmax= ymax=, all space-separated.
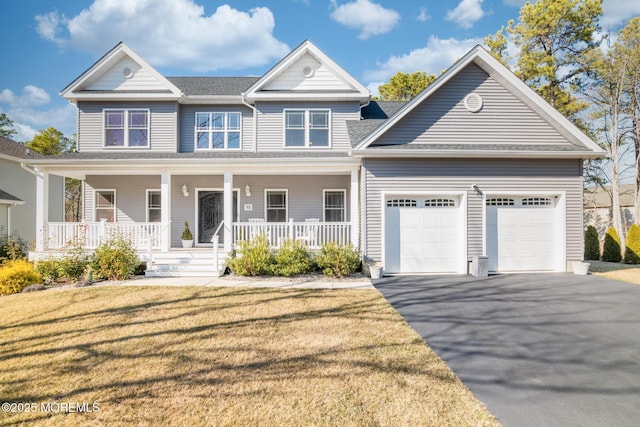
xmin=104 ymin=109 xmax=149 ymax=147
xmin=147 ymin=190 xmax=161 ymax=222
xmin=195 ymin=112 xmax=241 ymax=150
xmin=284 ymin=109 xmax=330 ymax=147
xmin=324 ymin=190 xmax=345 ymax=222
xmin=266 ymin=190 xmax=287 ymax=222
xmin=95 ymin=190 xmax=116 ymax=222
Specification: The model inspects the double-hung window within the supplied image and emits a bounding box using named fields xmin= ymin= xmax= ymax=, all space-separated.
xmin=196 ymin=112 xmax=241 ymax=150
xmin=104 ymin=109 xmax=149 ymax=147
xmin=95 ymin=190 xmax=116 ymax=222
xmin=147 ymin=190 xmax=161 ymax=223
xmin=284 ymin=109 xmax=330 ymax=147
xmin=324 ymin=190 xmax=346 ymax=222
xmin=266 ymin=190 xmax=287 ymax=222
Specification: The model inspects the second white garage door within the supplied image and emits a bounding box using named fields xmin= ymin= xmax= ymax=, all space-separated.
xmin=385 ymin=196 xmax=463 ymax=274
xmin=486 ymin=196 xmax=560 ymax=272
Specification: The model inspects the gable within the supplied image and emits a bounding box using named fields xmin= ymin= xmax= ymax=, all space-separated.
xmin=371 ymin=64 xmax=581 ymax=150
xmin=85 ymin=56 xmax=170 ymax=92
xmin=61 ymin=43 xmax=182 ymax=102
xmin=263 ymin=52 xmax=354 ymax=92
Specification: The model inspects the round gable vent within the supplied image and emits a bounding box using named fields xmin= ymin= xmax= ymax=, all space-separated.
xmin=464 ymin=93 xmax=483 ymax=113
xmin=302 ymin=66 xmax=314 ymax=78
xmin=122 ymin=67 xmax=133 ymax=78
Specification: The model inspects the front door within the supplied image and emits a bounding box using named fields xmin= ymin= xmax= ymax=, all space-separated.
xmin=197 ymin=190 xmax=238 ymax=245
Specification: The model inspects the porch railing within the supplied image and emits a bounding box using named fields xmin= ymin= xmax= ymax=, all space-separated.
xmin=45 ymin=221 xmax=163 ymax=250
xmin=232 ymin=220 xmax=352 ymax=249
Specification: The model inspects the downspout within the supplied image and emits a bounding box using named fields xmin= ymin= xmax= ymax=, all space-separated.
xmin=241 ymin=93 xmax=258 ymax=153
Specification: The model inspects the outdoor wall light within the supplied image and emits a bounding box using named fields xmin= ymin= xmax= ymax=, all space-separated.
xmin=182 ymin=185 xmax=189 ymax=197
xmin=471 ymin=184 xmax=482 ymax=196
xmin=245 ymin=185 xmax=251 ymax=197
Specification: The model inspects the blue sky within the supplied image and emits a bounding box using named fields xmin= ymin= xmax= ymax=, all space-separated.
xmin=1 ymin=0 xmax=638 ymax=143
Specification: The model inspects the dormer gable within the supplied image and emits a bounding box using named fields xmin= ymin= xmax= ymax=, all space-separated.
xmin=244 ymin=40 xmax=370 ymax=104
xmin=61 ymin=42 xmax=183 ymax=103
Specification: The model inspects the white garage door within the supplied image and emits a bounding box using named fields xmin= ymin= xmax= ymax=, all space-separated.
xmin=486 ymin=197 xmax=558 ymax=272
xmin=385 ymin=196 xmax=462 ymax=274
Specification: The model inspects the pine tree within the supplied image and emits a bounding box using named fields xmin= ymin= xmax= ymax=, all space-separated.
xmin=602 ymin=226 xmax=622 ymax=262
xmin=584 ymin=225 xmax=600 ymax=260
xmin=624 ymin=224 xmax=640 ymax=264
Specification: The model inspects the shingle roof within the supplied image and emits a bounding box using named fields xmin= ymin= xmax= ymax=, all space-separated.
xmin=346 ymin=101 xmax=408 ymax=147
xmin=365 ymin=143 xmax=587 ymax=151
xmin=0 ymin=189 xmax=22 ymax=203
xmin=29 ymin=151 xmax=352 ymax=161
xmin=584 ymin=184 xmax=635 ymax=208
xmin=166 ymin=77 xmax=260 ymax=96
xmin=0 ymin=136 xmax=42 ymax=159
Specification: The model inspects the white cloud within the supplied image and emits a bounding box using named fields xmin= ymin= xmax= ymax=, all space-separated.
xmin=601 ymin=0 xmax=640 ymax=29
xmin=446 ymin=0 xmax=485 ymax=29
xmin=330 ymin=0 xmax=400 ymax=40
xmin=417 ymin=7 xmax=430 ymax=22
xmin=363 ymin=36 xmax=483 ymax=83
xmin=36 ymin=0 xmax=290 ymax=72
xmin=0 ymin=86 xmax=76 ymax=143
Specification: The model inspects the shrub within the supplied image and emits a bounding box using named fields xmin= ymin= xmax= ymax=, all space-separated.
xmin=58 ymin=242 xmax=91 ymax=281
xmin=0 ymin=227 xmax=28 ymax=260
xmin=92 ymin=236 xmax=139 ymax=280
xmin=624 ymin=224 xmax=640 ymax=264
xmin=182 ymin=221 xmax=193 ymax=241
xmin=584 ymin=225 xmax=600 ymax=261
xmin=315 ymin=242 xmax=360 ymax=278
xmin=227 ymin=234 xmax=273 ymax=276
xmin=0 ymin=259 xmax=41 ymax=296
xmin=36 ymin=259 xmax=62 ymax=284
xmin=602 ymin=226 xmax=622 ymax=262
xmin=272 ymin=239 xmax=313 ymax=277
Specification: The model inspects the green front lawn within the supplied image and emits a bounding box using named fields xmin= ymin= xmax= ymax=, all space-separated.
xmin=0 ymin=286 xmax=498 ymax=426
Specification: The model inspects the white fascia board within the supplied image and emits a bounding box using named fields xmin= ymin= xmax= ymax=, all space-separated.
xmin=0 ymin=199 xmax=25 ymax=205
xmin=356 ymin=45 xmax=605 ymax=156
xmin=247 ymin=92 xmax=368 ymax=102
xmin=244 ymin=40 xmax=370 ymax=102
xmin=352 ymin=149 xmax=603 ymax=160
xmin=66 ymin=93 xmax=181 ymax=102
xmin=61 ymin=42 xmax=183 ymax=100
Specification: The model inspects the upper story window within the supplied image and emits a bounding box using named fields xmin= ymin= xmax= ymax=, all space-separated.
xmin=196 ymin=112 xmax=241 ymax=150
xmin=284 ymin=109 xmax=330 ymax=148
xmin=104 ymin=109 xmax=149 ymax=148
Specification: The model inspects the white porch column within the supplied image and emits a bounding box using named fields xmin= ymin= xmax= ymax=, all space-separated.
xmin=350 ymin=169 xmax=360 ymax=248
xmin=223 ymin=171 xmax=233 ymax=252
xmin=35 ymin=169 xmax=49 ymax=251
xmin=161 ymin=171 xmax=171 ymax=252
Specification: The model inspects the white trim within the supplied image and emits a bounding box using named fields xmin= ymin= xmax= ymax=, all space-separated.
xmin=61 ymin=42 xmax=183 ymax=102
xmin=145 ymin=189 xmax=161 ymax=223
xmin=103 ymin=108 xmax=150 ymax=148
xmin=283 ymin=108 xmax=332 ymax=148
xmin=194 ymin=187 xmax=240 ymax=247
xmin=354 ymin=45 xmax=604 ymax=156
xmin=264 ymin=189 xmax=288 ymax=222
xmin=380 ymin=191 xmax=467 ymax=274
xmin=482 ymin=190 xmax=566 ymax=272
xmin=323 ymin=189 xmax=346 ymax=222
xmin=93 ymin=189 xmax=116 ymax=222
xmin=194 ymin=111 xmax=243 ymax=151
xmin=244 ymin=40 xmax=370 ymax=104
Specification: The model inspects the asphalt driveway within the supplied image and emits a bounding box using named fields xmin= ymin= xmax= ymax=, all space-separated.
xmin=374 ymin=273 xmax=640 ymax=427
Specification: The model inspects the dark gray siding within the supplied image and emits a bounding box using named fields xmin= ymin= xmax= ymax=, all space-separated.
xmin=77 ymin=102 xmax=178 ymax=152
xmin=363 ymin=158 xmax=583 ymax=270
xmin=373 ymin=64 xmax=574 ymax=148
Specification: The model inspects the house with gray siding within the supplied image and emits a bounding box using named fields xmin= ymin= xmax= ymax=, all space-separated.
xmin=26 ymin=41 xmax=603 ymax=276
xmin=0 ymin=136 xmax=64 ymax=245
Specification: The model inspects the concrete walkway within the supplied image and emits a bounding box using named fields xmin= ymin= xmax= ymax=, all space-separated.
xmin=374 ymin=273 xmax=640 ymax=427
xmin=92 ymin=275 xmax=374 ymax=289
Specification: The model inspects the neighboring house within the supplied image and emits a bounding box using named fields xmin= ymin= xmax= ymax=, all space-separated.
xmin=0 ymin=136 xmax=64 ymax=244
xmin=584 ymin=184 xmax=635 ymax=236
xmin=26 ymin=41 xmax=603 ymax=276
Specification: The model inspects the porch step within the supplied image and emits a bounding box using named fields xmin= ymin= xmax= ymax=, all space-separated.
xmin=144 ymin=249 xmax=227 ymax=278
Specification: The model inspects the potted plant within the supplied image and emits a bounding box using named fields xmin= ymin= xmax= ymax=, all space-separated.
xmin=369 ymin=263 xmax=383 ymax=279
xmin=181 ymin=221 xmax=194 ymax=248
